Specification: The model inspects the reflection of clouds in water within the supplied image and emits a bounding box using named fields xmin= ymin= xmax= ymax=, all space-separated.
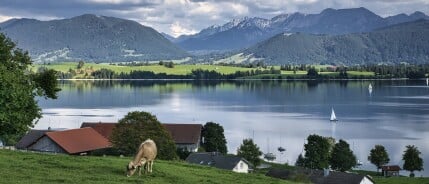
xmin=386 ymin=95 xmax=429 ymax=99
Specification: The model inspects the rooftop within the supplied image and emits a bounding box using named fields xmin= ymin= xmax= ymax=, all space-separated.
xmin=45 ymin=127 xmax=111 ymax=154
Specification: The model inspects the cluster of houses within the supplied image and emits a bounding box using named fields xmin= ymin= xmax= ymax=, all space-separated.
xmin=11 ymin=122 xmax=401 ymax=183
xmin=14 ymin=122 xmax=252 ymax=173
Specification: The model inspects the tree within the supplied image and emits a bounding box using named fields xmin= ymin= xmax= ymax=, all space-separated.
xmin=295 ymin=154 xmax=306 ymax=167
xmin=329 ymin=139 xmax=357 ymax=171
xmin=201 ymin=122 xmax=227 ymax=154
xmin=402 ymin=145 xmax=423 ymax=177
xmin=303 ymin=134 xmax=332 ymax=169
xmin=110 ymin=111 xmax=177 ymax=160
xmin=237 ymin=139 xmax=262 ymax=166
xmin=0 ymin=33 xmax=60 ymax=145
xmin=77 ymin=61 xmax=85 ymax=69
xmin=368 ymin=145 xmax=390 ymax=173
xmin=307 ymin=67 xmax=319 ymax=78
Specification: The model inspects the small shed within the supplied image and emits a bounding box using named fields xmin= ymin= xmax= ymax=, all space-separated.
xmin=28 ymin=128 xmax=111 ymax=154
xmin=381 ymin=165 xmax=401 ymax=177
xmin=186 ymin=152 xmax=251 ymax=173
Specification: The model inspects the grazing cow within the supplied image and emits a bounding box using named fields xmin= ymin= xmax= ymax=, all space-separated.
xmin=126 ymin=139 xmax=157 ymax=177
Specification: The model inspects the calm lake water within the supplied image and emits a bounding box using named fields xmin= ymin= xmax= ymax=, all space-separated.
xmin=36 ymin=80 xmax=429 ymax=176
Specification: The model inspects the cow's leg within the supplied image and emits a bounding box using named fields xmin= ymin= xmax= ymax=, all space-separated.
xmin=149 ymin=160 xmax=153 ymax=173
xmin=140 ymin=158 xmax=147 ymax=174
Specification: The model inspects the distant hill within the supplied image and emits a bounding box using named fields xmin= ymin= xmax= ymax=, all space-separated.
xmin=177 ymin=7 xmax=429 ymax=53
xmin=0 ymin=14 xmax=189 ymax=62
xmin=243 ymin=20 xmax=429 ymax=65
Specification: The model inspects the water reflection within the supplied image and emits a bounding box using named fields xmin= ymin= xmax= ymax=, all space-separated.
xmin=37 ymin=80 xmax=429 ymax=176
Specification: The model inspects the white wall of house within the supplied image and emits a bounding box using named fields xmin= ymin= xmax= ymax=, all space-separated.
xmin=360 ymin=176 xmax=374 ymax=184
xmin=29 ymin=136 xmax=66 ymax=153
xmin=232 ymin=160 xmax=249 ymax=173
xmin=176 ymin=143 xmax=199 ymax=152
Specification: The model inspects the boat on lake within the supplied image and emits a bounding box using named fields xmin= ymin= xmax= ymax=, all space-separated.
xmin=330 ymin=108 xmax=338 ymax=122
xmin=426 ymin=78 xmax=428 ymax=86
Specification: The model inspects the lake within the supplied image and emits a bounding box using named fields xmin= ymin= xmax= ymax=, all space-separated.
xmin=36 ymin=80 xmax=429 ymax=176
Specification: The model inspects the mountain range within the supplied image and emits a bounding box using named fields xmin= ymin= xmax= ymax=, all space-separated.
xmin=0 ymin=7 xmax=428 ymax=64
xmin=175 ymin=7 xmax=428 ymax=53
xmin=0 ymin=14 xmax=188 ymax=62
xmin=242 ymin=20 xmax=429 ymax=65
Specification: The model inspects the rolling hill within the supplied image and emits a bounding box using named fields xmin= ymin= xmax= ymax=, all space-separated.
xmin=0 ymin=14 xmax=189 ymax=63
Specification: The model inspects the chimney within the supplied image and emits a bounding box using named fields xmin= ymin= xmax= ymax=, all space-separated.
xmin=323 ymin=169 xmax=330 ymax=177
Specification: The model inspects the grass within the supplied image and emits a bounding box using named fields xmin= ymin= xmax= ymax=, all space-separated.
xmin=35 ymin=62 xmax=256 ymax=75
xmin=0 ymin=150 xmax=292 ymax=184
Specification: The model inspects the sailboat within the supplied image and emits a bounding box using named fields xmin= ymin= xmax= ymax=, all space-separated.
xmin=368 ymin=83 xmax=372 ymax=90
xmin=426 ymin=78 xmax=428 ymax=86
xmin=330 ymin=108 xmax=338 ymax=122
xmin=264 ymin=138 xmax=276 ymax=161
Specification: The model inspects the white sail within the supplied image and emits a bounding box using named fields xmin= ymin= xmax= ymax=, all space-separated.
xmin=330 ymin=108 xmax=337 ymax=121
xmin=368 ymin=83 xmax=372 ymax=90
xmin=426 ymin=78 xmax=428 ymax=86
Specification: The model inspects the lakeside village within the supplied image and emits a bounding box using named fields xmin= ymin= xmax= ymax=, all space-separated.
xmin=0 ymin=111 xmax=424 ymax=184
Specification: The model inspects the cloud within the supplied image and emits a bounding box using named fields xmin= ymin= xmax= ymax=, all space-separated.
xmin=170 ymin=22 xmax=198 ymax=37
xmin=0 ymin=0 xmax=428 ymax=36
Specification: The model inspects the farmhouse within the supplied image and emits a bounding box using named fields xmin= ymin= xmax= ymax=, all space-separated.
xmin=186 ymin=152 xmax=251 ymax=173
xmin=27 ymin=128 xmax=110 ymax=154
xmin=81 ymin=122 xmax=202 ymax=152
xmin=162 ymin=124 xmax=202 ymax=152
xmin=381 ymin=165 xmax=401 ymax=177
xmin=15 ymin=128 xmax=63 ymax=149
xmin=81 ymin=122 xmax=116 ymax=139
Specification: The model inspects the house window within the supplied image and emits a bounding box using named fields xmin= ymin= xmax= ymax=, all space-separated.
xmin=240 ymin=162 xmax=244 ymax=169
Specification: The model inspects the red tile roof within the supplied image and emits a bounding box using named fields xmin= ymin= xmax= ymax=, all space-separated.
xmin=45 ymin=128 xmax=111 ymax=154
xmin=81 ymin=122 xmax=116 ymax=139
xmin=381 ymin=165 xmax=401 ymax=171
xmin=163 ymin=124 xmax=202 ymax=144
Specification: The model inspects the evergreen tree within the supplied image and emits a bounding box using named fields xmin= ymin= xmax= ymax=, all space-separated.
xmin=368 ymin=145 xmax=390 ymax=173
xmin=237 ymin=139 xmax=262 ymax=166
xmin=201 ymin=122 xmax=227 ymax=154
xmin=402 ymin=145 xmax=423 ymax=177
xmin=329 ymin=140 xmax=357 ymax=172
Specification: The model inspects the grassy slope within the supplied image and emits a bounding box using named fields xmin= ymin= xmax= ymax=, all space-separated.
xmin=0 ymin=150 xmax=291 ymax=184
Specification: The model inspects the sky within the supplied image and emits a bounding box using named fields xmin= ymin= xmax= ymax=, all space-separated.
xmin=0 ymin=0 xmax=428 ymax=37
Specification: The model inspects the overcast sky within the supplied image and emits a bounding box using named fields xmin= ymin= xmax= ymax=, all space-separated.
xmin=0 ymin=0 xmax=428 ymax=37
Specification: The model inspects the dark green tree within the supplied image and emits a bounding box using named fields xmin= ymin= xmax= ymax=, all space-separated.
xmin=295 ymin=154 xmax=306 ymax=167
xmin=368 ymin=145 xmax=390 ymax=173
xmin=306 ymin=67 xmax=319 ymax=78
xmin=329 ymin=139 xmax=357 ymax=172
xmin=201 ymin=122 xmax=227 ymax=154
xmin=110 ymin=111 xmax=177 ymax=160
xmin=237 ymin=139 xmax=262 ymax=166
xmin=303 ymin=134 xmax=332 ymax=169
xmin=402 ymin=145 xmax=423 ymax=177
xmin=0 ymin=33 xmax=60 ymax=145
xmin=77 ymin=61 xmax=85 ymax=69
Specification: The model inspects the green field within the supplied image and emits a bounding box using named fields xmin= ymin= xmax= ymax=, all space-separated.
xmin=35 ymin=62 xmax=375 ymax=79
xmin=0 ymin=150 xmax=291 ymax=184
xmin=35 ymin=62 xmax=256 ymax=75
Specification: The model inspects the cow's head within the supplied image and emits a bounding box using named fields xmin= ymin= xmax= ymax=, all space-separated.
xmin=126 ymin=161 xmax=137 ymax=177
